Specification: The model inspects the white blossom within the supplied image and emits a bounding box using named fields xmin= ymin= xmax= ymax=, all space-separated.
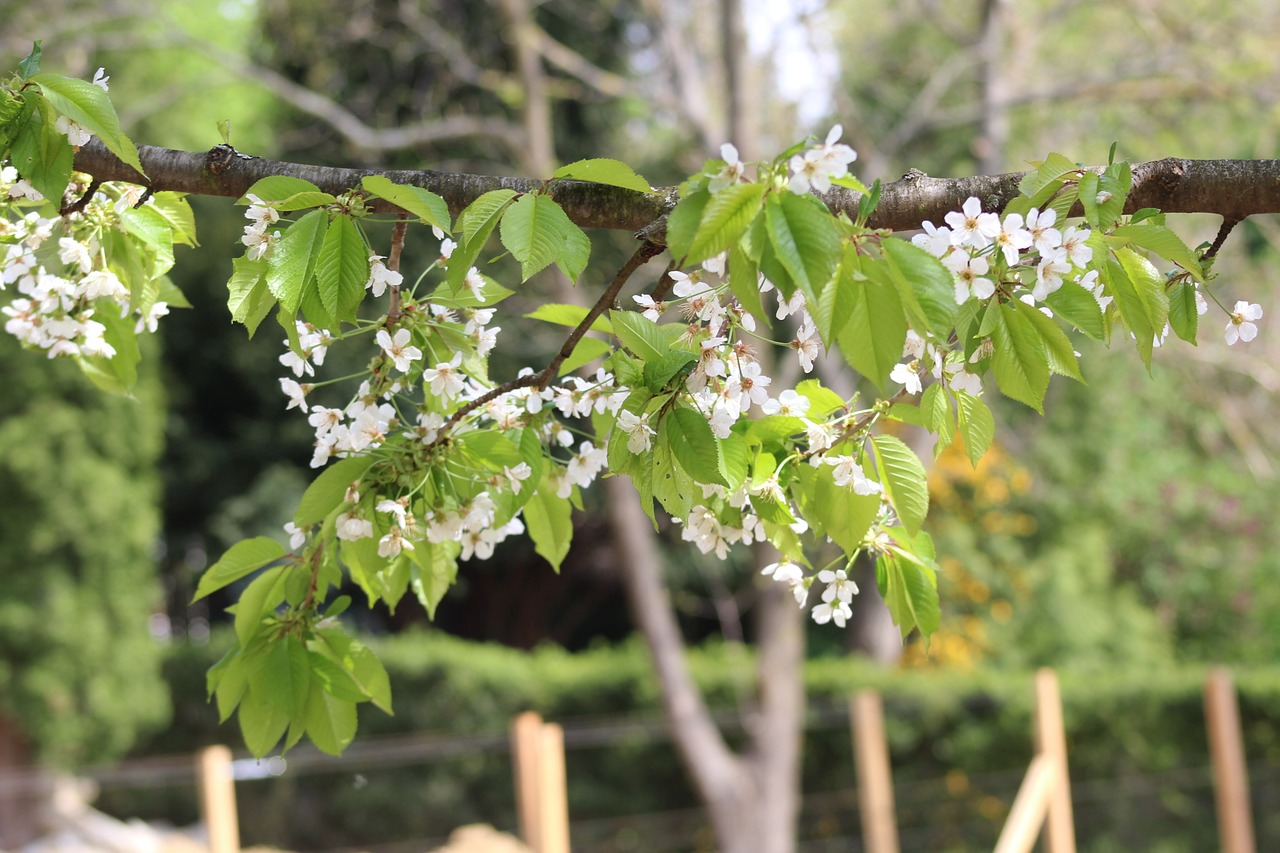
xmin=376 ymin=327 xmax=423 ymax=373
xmin=616 ymin=410 xmax=657 ymax=453
xmin=1225 ymin=301 xmax=1262 ymax=345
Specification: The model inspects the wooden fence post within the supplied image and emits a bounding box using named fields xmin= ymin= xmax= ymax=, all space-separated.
xmin=850 ymin=690 xmax=899 ymax=853
xmin=1205 ymin=667 xmax=1256 ymax=853
xmin=538 ymin=722 xmax=570 ymax=853
xmin=196 ymin=745 xmax=239 ymax=853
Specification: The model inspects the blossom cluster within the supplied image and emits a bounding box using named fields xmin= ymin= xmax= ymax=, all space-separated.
xmin=1 ymin=169 xmax=168 ymax=358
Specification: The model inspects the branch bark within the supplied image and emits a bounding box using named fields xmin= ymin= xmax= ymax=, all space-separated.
xmin=73 ymin=140 xmax=1280 ymax=237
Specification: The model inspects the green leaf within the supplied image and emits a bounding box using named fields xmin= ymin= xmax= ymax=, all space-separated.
xmin=556 ymin=222 xmax=591 ymax=282
xmin=1017 ymin=152 xmax=1081 ymax=199
xmin=273 ymin=191 xmax=338 ymax=212
xmin=315 ymin=215 xmax=369 ymax=323
xmin=880 ymin=551 xmax=940 ymax=641
xmin=837 ymin=265 xmax=906 ymax=389
xmin=667 ymin=406 xmax=727 ymax=486
xmin=33 ymin=72 xmax=144 ymax=174
xmin=316 ymin=627 xmax=393 ymax=714
xmin=525 ymin=303 xmax=613 ymax=334
xmin=728 ymin=243 xmax=766 ymax=326
xmin=558 ymin=336 xmax=612 ymax=375
xmin=921 ymin=382 xmax=953 ymax=452
xmin=266 ymin=210 xmax=329 ymax=315
xmin=409 ymin=541 xmax=457 ymax=618
xmin=234 ymin=565 xmax=289 ymax=645
xmin=1014 ymin=299 xmax=1083 ymax=381
xmin=871 ymin=435 xmax=929 ymax=535
xmin=193 ymin=537 xmax=287 ymax=602
xmin=685 ymin=182 xmax=766 ymax=266
xmin=227 ymin=256 xmax=273 ymax=335
xmin=956 ymin=392 xmax=995 ymax=467
xmin=991 ymin=301 xmax=1050 ymax=412
xmin=263 ymin=636 xmax=311 ymax=719
xmin=240 ymin=176 xmax=323 ymax=204
xmin=1044 ymin=283 xmax=1105 ymax=340
xmin=881 ymin=237 xmax=956 ymax=336
xmin=553 ymin=158 xmax=654 ymax=193
xmin=665 ymin=190 xmax=710 ymax=262
xmin=1079 ymin=162 xmax=1130 ymax=230
xmin=239 ymin=679 xmax=289 ymax=758
xmin=295 ymin=456 xmax=378 ymax=527
xmin=764 ymin=192 xmax=841 ymax=307
xmin=643 ymin=350 xmax=698 ymax=392
xmin=306 ymin=649 xmax=370 ymax=703
xmin=525 ymin=488 xmax=574 ymax=572
xmin=1116 ymin=247 xmax=1170 ymax=336
xmin=9 ymin=98 xmax=73 ymax=203
xmin=795 ymin=379 xmax=846 ymax=418
xmin=800 ymin=464 xmax=879 ymax=555
xmin=1104 ymin=258 xmax=1154 ymax=367
xmin=305 ymin=678 xmax=358 ymax=755
xmin=651 ymin=420 xmax=693 ymax=519
xmin=718 ymin=433 xmax=750 ymax=491
xmin=500 ymin=193 xmax=572 ymax=281
xmin=18 ymin=41 xmax=41 ymax=77
xmin=446 ymin=192 xmax=516 ymax=289
xmin=1167 ymin=280 xmax=1200 ymax=344
xmin=610 ymin=309 xmax=668 ymax=361
xmin=149 ymin=192 xmax=199 ymax=247
xmin=1111 ymin=223 xmax=1205 ymax=283
xmin=360 ymin=175 xmax=451 ymax=233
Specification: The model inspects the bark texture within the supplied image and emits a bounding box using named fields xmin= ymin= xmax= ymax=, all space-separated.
xmin=73 ymin=140 xmax=1280 ymax=237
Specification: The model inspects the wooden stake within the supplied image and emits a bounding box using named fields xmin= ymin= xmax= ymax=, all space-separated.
xmin=993 ymin=755 xmax=1056 ymax=853
xmin=511 ymin=711 xmax=545 ymax=851
xmin=1034 ymin=668 xmax=1075 ymax=853
xmin=196 ymin=745 xmax=239 ymax=853
xmin=850 ymin=690 xmax=899 ymax=853
xmin=538 ymin=722 xmax=571 ymax=853
xmin=1205 ymin=668 xmax=1256 ymax=853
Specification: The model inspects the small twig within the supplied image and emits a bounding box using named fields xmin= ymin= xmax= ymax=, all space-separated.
xmin=300 ymin=542 xmax=325 ymax=611
xmin=1204 ymin=216 xmax=1240 ymax=262
xmin=386 ymin=215 xmax=409 ymax=324
xmin=538 ymin=241 xmax=664 ymax=389
xmin=59 ymin=178 xmax=101 ymax=217
xmin=648 ymin=258 xmax=682 ymax=302
xmin=426 ymin=241 xmax=662 ymax=449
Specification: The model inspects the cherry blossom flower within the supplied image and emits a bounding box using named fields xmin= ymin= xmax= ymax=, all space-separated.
xmin=279 ymin=377 xmax=312 ymax=412
xmin=889 ymin=361 xmax=923 ymax=395
xmin=945 ymin=252 xmax=994 ymax=304
xmin=993 ymin=213 xmax=1033 ymax=266
xmin=284 ymin=522 xmax=306 ymax=550
xmin=378 ymin=526 xmax=414 ymax=558
xmin=376 ymin=328 xmax=423 ymax=373
xmin=424 ymin=352 xmax=465 ymax=399
xmin=826 ymin=455 xmax=883 ymax=495
xmin=367 ymin=254 xmax=402 ymax=297
xmin=633 ymin=293 xmax=665 ymax=321
xmin=763 ymin=388 xmax=810 ymax=418
xmin=944 ymin=197 xmax=1000 ymax=249
xmin=912 ymin=221 xmax=953 ymax=257
xmin=92 ymin=68 xmax=110 ymax=91
xmin=1025 ymin=207 xmax=1062 ymax=256
xmin=708 ymin=143 xmax=745 ymax=193
xmin=616 ymin=410 xmax=657 ymax=453
xmin=336 ymin=511 xmax=374 ymax=541
xmin=1225 ymin=301 xmax=1262 ymax=345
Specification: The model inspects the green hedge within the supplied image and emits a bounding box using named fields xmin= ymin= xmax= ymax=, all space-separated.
xmin=96 ymin=632 xmax=1280 ymax=851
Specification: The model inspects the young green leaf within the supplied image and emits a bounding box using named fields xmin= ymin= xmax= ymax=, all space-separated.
xmin=33 ymin=72 xmax=144 ymax=174
xmin=553 ymin=158 xmax=655 ymax=194
xmin=667 ymin=406 xmax=727 ymax=486
xmin=837 ymin=267 xmax=907 ymax=389
xmin=240 ymin=176 xmax=323 ymax=204
xmin=610 ymin=309 xmax=668 ymax=361
xmin=526 ymin=303 xmax=613 ymax=334
xmin=305 ymin=678 xmax=358 ymax=755
xmin=684 ymin=182 xmax=766 ymax=266
xmin=764 ymin=192 xmax=841 ymax=307
xmin=266 ymin=210 xmax=329 ymax=315
xmin=991 ymin=301 xmax=1051 ymax=412
xmin=1167 ymin=280 xmax=1200 ymax=343
xmin=361 ymin=175 xmax=451 ymax=233
xmin=315 ymin=215 xmax=370 ymax=323
xmin=193 ymin=537 xmax=287 ymax=602
xmin=665 ymin=190 xmax=710 ymax=262
xmin=233 ymin=565 xmax=289 ymax=645
xmin=294 ymin=455 xmax=378 ymax=527
xmin=499 ymin=193 xmax=572 ymax=281
xmin=1111 ymin=223 xmax=1205 ymax=283
xmin=956 ymin=392 xmax=995 ymax=467
xmin=871 ymin=434 xmax=929 ymax=535
xmin=524 ymin=488 xmax=574 ymax=571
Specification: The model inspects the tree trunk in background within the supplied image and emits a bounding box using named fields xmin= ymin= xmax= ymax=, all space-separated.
xmin=976 ymin=0 xmax=1011 ymax=174
xmin=0 ymin=713 xmax=39 ymax=848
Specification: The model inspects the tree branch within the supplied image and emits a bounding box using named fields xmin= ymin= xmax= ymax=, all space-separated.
xmin=73 ymin=140 xmax=1280 ymax=235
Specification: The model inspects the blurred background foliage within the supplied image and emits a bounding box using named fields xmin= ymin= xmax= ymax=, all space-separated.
xmin=2 ymin=0 xmax=1280 ymax=848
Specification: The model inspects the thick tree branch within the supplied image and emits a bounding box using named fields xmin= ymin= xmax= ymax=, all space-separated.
xmin=73 ymin=141 xmax=1280 ymax=236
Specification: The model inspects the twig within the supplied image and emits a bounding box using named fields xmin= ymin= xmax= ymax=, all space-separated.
xmin=426 ymin=241 xmax=662 ymax=448
xmin=1205 ymin=216 xmax=1240 ymax=262
xmin=648 ymin=258 xmax=682 ymax=303
xmin=538 ymin=241 xmax=664 ymax=389
xmin=386 ymin=215 xmax=409 ymax=324
xmin=59 ymin=177 xmax=101 ymax=217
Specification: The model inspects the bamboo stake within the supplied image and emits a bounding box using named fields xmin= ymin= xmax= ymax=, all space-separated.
xmin=1034 ymin=668 xmax=1075 ymax=853
xmin=538 ymin=722 xmax=571 ymax=853
xmin=195 ymin=745 xmax=239 ymax=853
xmin=1205 ymin=668 xmax=1256 ymax=853
xmin=992 ymin=755 xmax=1056 ymax=853
xmin=851 ymin=690 xmax=900 ymax=853
xmin=511 ymin=711 xmax=545 ymax=851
